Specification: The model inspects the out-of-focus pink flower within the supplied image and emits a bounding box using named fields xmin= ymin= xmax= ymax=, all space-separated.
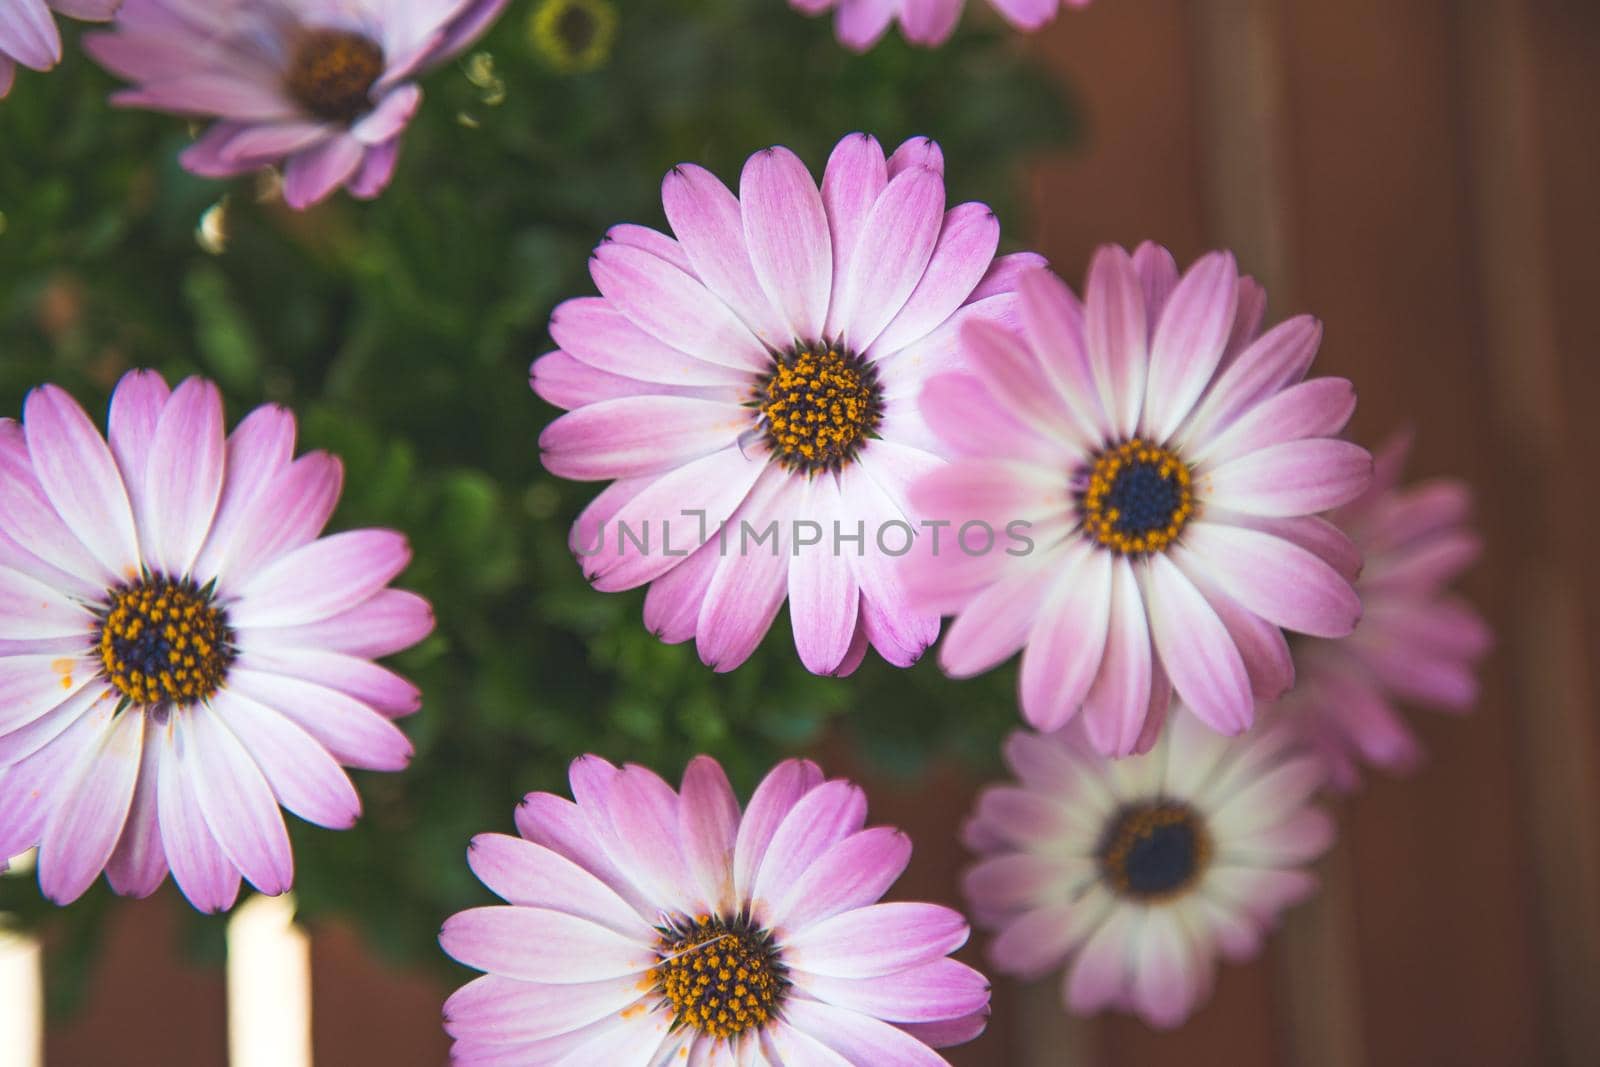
xmin=84 ymin=0 xmax=510 ymax=209
xmin=904 ymin=244 xmax=1372 ymax=756
xmin=0 ymin=370 xmax=433 ymax=911
xmin=1279 ymin=432 xmax=1491 ymax=790
xmin=440 ymin=755 xmax=989 ymax=1064
xmin=0 ymin=0 xmax=121 ymax=98
xmin=533 ymin=132 xmax=1040 ymax=677
xmin=791 ymin=0 xmax=1092 ymax=53
xmin=964 ymin=715 xmax=1333 ymax=1029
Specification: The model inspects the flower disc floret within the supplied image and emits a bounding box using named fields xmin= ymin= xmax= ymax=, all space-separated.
xmin=655 ymin=913 xmax=787 ymax=1039
xmin=1079 ymin=438 xmax=1194 ymax=555
xmin=285 ymin=29 xmax=384 ymax=122
xmin=756 ymin=347 xmax=882 ymax=473
xmin=97 ymin=575 xmax=233 ymax=708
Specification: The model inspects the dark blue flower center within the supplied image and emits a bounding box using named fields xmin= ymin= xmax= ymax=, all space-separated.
xmin=97 ymin=575 xmax=233 ymax=708
xmin=1079 ymin=438 xmax=1195 ymax=555
xmin=1099 ymin=802 xmax=1211 ymax=900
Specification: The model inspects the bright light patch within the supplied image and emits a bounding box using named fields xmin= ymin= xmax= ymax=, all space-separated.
xmin=227 ymin=894 xmax=312 ymax=1067
xmin=1 ymin=852 xmax=42 ymax=1067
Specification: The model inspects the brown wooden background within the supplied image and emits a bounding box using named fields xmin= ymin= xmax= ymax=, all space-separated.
xmin=39 ymin=1 xmax=1600 ymax=1064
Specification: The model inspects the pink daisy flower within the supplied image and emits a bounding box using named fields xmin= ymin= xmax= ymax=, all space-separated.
xmin=1280 ymin=432 xmax=1490 ymax=790
xmin=533 ymin=132 xmax=1039 ymax=676
xmin=84 ymin=0 xmax=510 ymax=209
xmin=963 ymin=716 xmax=1333 ymax=1029
xmin=440 ymin=754 xmax=990 ymax=1064
xmin=0 ymin=370 xmax=433 ymax=911
xmin=0 ymin=0 xmax=120 ymax=98
xmin=790 ymin=0 xmax=1090 ymax=53
xmin=903 ymin=244 xmax=1373 ymax=755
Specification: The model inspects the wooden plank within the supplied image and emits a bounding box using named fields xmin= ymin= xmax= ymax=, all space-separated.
xmin=45 ymin=890 xmax=227 ymax=1067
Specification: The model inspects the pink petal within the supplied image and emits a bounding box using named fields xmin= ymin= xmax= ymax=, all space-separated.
xmin=1018 ymin=546 xmax=1112 ymax=731
xmin=442 ymin=973 xmax=644 ymax=1046
xmin=241 ymin=588 xmax=434 ymax=661
xmin=183 ymin=708 xmax=293 ymax=896
xmin=732 ymin=758 xmax=826 ymax=902
xmin=347 ymin=138 xmax=401 ymax=200
xmin=23 ymin=384 xmax=140 ymax=579
xmin=1142 ymin=553 xmax=1252 ymax=734
xmin=784 ymin=902 xmax=967 ymax=979
xmin=740 ymin=146 xmax=832 ymax=342
xmin=1017 ymin=267 xmax=1109 ymax=441
xmin=751 ymin=779 xmax=868 ymax=919
xmin=970 ymin=251 xmax=1048 ymax=303
xmin=1204 ymin=438 xmax=1373 ymax=517
xmin=142 ymin=377 xmax=225 ymax=576
xmin=1132 ymin=909 xmax=1205 ymax=1028
xmin=106 ymin=369 xmax=171 ymax=547
xmin=589 ymin=242 xmax=768 ymax=371
xmin=1080 ymin=558 xmax=1155 ymax=757
xmin=797 ymin=957 xmax=988 ymax=1023
xmin=1065 ymin=907 xmax=1136 ymax=1014
xmin=592 ymin=763 xmax=696 ymax=917
xmin=870 ymin=202 xmax=1000 ymax=358
xmin=212 ymin=451 xmax=344 ymax=583
xmin=914 ymin=371 xmax=1057 ymax=464
xmin=834 ymin=166 xmax=945 ymax=352
xmin=209 ymin=689 xmax=361 ymax=830
xmin=789 ymin=482 xmax=861 ymax=675
xmin=838 ymin=466 xmax=940 ymax=667
xmin=439 ymin=906 xmax=656 ymax=984
xmin=239 ymin=646 xmax=417 ymax=717
xmin=227 ymin=668 xmax=413 ymax=771
xmin=771 ymin=826 xmax=911 ymax=934
xmin=538 ymin=395 xmax=748 ymax=481
xmin=37 ymin=705 xmax=143 ymax=904
xmin=1082 ymin=245 xmax=1149 ymax=440
xmin=282 ymin=134 xmax=365 ymax=210
xmin=833 ymin=0 xmax=894 ymax=52
xmin=1131 ymin=241 xmax=1180 ymax=326
xmin=936 ymin=554 xmax=1054 ymax=678
xmin=1195 ymin=377 xmax=1357 ymax=467
xmin=887 ymin=137 xmax=943 ymax=178
xmin=606 ymin=222 xmax=693 ymax=274
xmin=1175 ymin=553 xmax=1296 ymax=701
xmin=694 ymin=475 xmax=795 ymax=672
xmin=1142 ymin=251 xmax=1238 ymax=442
xmin=156 ymin=719 xmax=242 ymax=913
xmin=217 ymin=122 xmax=330 ymax=166
xmin=514 ymin=787 xmax=653 ymax=919
xmin=0 ymin=563 xmax=92 ymax=639
xmin=1183 ymin=521 xmax=1361 ymax=638
xmin=662 ymin=164 xmax=791 ymax=348
xmin=641 ymin=538 xmax=722 ymax=644
xmin=899 ymin=0 xmax=963 ymax=45
xmin=821 ymin=133 xmax=889 ymax=336
xmin=989 ymin=893 xmax=1113 ymax=980
xmin=0 ymin=0 xmax=60 ymax=71
xmin=229 ymin=529 xmax=411 ymax=628
xmin=962 ymin=317 xmax=1091 ymax=448
xmin=678 ymin=756 xmax=741 ymax=915
xmin=780 ymin=998 xmax=949 ymax=1066
xmin=191 ymin=403 xmax=299 ymax=583
xmin=583 ymin=445 xmax=767 ymax=593
xmin=466 ymin=833 xmax=651 ymax=938
xmin=104 ymin=718 xmax=167 ymax=897
xmin=0 ymin=424 xmax=105 ymax=594
xmin=352 ymin=84 xmax=420 ymax=145
xmin=1179 ymin=315 xmax=1322 ymax=449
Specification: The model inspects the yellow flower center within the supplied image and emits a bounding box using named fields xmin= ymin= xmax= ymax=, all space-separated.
xmin=97 ymin=576 xmax=233 ymax=708
xmin=286 ymin=29 xmax=385 ymax=123
xmin=654 ymin=915 xmax=786 ymax=1040
xmin=1079 ymin=438 xmax=1195 ymax=555
xmin=1097 ymin=802 xmax=1213 ymax=902
xmin=755 ymin=347 xmax=881 ymax=473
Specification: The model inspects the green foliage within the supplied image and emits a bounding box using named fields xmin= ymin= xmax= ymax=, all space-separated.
xmin=0 ymin=0 xmax=1076 ymax=991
